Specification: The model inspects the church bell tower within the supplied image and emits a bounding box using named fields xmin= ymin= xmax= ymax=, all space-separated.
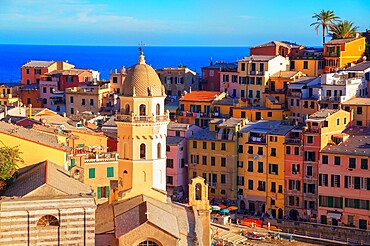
xmin=115 ymin=50 xmax=169 ymax=203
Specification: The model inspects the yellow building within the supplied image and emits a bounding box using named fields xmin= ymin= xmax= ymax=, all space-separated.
xmin=65 ymin=83 xmax=110 ymax=116
xmin=0 ymin=84 xmax=18 ymax=106
xmin=342 ymin=97 xmax=370 ymax=127
xmin=0 ymin=121 xmax=70 ymax=168
xmin=188 ymin=118 xmax=247 ymax=202
xmin=233 ymin=99 xmax=288 ymax=122
xmin=324 ymin=37 xmax=366 ymax=73
xmin=237 ymin=120 xmax=294 ymax=218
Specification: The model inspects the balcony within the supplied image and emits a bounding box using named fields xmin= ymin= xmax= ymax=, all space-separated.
xmin=320 ymin=96 xmax=342 ymax=102
xmin=116 ymin=114 xmax=169 ymax=123
xmin=209 ymin=182 xmax=217 ymax=188
xmin=248 ymin=136 xmax=266 ymax=144
xmin=285 ymin=138 xmax=301 ymax=144
xmin=287 ymin=92 xmax=302 ymax=98
xmin=303 ymin=127 xmax=320 ymax=134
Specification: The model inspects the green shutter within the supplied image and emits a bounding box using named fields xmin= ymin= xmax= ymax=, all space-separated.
xmin=71 ymin=159 xmax=75 ymax=167
xmin=107 ymin=167 xmax=114 ymax=178
xmin=106 ymin=186 xmax=110 ymax=198
xmin=340 ymin=198 xmax=343 ymax=209
xmin=319 ymin=195 xmax=322 ymax=206
xmin=366 ymin=200 xmax=369 ymax=210
xmin=345 ymin=198 xmax=348 ymax=207
xmin=89 ymin=168 xmax=95 ymax=178
xmin=97 ymin=187 xmax=102 ymax=199
xmin=354 ymin=199 xmax=360 ymax=209
xmin=328 ymin=196 xmax=334 ymax=208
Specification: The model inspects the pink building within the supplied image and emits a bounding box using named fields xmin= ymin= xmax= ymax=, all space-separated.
xmin=219 ymin=67 xmax=239 ymax=97
xmin=166 ymin=122 xmax=202 ymax=201
xmin=39 ymin=74 xmax=59 ymax=108
xmin=319 ymin=127 xmax=370 ymax=229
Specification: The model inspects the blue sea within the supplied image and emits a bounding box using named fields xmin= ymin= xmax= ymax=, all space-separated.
xmin=0 ymin=45 xmax=250 ymax=83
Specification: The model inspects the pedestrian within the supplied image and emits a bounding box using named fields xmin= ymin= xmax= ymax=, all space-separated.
xmin=268 ymin=222 xmax=271 ymax=230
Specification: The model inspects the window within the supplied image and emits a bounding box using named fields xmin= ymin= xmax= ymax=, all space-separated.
xmin=241 ymin=111 xmax=246 ymax=118
xmin=90 ymin=99 xmax=94 ymax=106
xmin=248 ymin=161 xmax=253 ymax=172
xmin=221 ymin=143 xmax=226 ymax=151
xmin=66 ymin=76 xmax=73 ymax=82
xmin=361 ymin=159 xmax=368 ymax=169
xmin=307 ymin=136 xmax=313 ymax=144
xmin=140 ymin=143 xmax=146 ymax=159
xmin=290 ymin=99 xmax=294 ymax=106
xmin=238 ymin=145 xmax=243 ymax=153
xmin=258 ymin=162 xmax=263 ymax=173
xmin=331 ymin=174 xmax=340 ymax=187
xmin=166 ymin=176 xmax=173 ymax=185
xmin=193 ymin=141 xmax=197 ymax=148
xmin=166 ymin=159 xmax=174 ymax=168
xmin=238 ymin=161 xmax=243 ymax=168
xmin=248 ymin=180 xmax=253 ymax=190
xmin=304 ymin=183 xmax=316 ymax=194
xmin=82 ymin=98 xmax=86 ymax=105
xmin=237 ymin=176 xmax=244 ymax=186
xmin=319 ymin=173 xmax=329 ymax=186
xmin=334 ymin=156 xmax=340 ymax=165
xmin=42 ymin=98 xmax=47 ymax=105
xmin=43 ymin=87 xmax=46 ymax=93
xmin=271 ymin=148 xmax=276 ymax=156
xmin=271 ymin=182 xmax=276 ymax=192
xmin=211 ymin=157 xmax=216 ymax=166
xmin=202 ymin=142 xmax=207 ymax=149
xmin=211 ymin=142 xmax=215 ymax=150
xmin=290 ymin=61 xmax=295 ymax=70
xmin=344 ymin=117 xmax=347 ymax=125
xmin=305 ymin=151 xmax=315 ymax=162
xmin=241 ymin=63 xmax=245 ymax=71
xmin=278 ymin=185 xmax=283 ymax=193
xmin=322 ymin=155 xmax=328 ymax=164
xmin=286 ymin=146 xmax=291 ymax=155
xmin=34 ymin=69 xmax=41 ymax=74
xmin=357 ymin=107 xmax=362 ymax=115
xmin=70 ymin=107 xmax=74 ymax=114
xmin=258 ymin=147 xmax=263 ymax=155
xmin=221 ymin=157 xmax=226 ymax=167
xmin=269 ymin=136 xmax=277 ymax=142
xmin=221 ymin=174 xmax=226 ymax=184
xmin=107 ymin=167 xmax=114 ymax=178
xmin=294 ymin=147 xmax=299 ymax=156
xmin=303 ymin=61 xmax=308 ymax=69
xmin=267 ymin=112 xmax=272 ymax=117
xmin=89 ymin=168 xmax=95 ymax=178
xmin=37 ymin=215 xmax=59 ymax=227
xmin=307 ymin=166 xmax=313 ymax=176
xmin=220 ymin=189 xmax=226 ymax=195
xmin=349 ymin=158 xmax=356 ymax=168
xmin=248 ymin=146 xmax=253 ymax=154
xmin=202 ymin=156 xmax=207 ymax=165
xmin=257 ymin=181 xmax=265 ymax=191
xmin=269 ymin=164 xmax=278 ymax=175
xmin=292 ymin=164 xmax=300 ymax=174
xmin=70 ymin=96 xmax=74 ymax=103
xmin=50 ymin=88 xmax=53 ymax=93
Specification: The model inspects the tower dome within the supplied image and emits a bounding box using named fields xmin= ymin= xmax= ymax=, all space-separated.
xmin=122 ymin=51 xmax=165 ymax=97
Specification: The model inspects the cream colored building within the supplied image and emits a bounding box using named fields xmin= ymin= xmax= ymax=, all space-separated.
xmin=65 ymin=83 xmax=110 ymax=116
xmin=157 ymin=67 xmax=199 ymax=97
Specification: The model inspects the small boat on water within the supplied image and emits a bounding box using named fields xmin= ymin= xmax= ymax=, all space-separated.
xmin=242 ymin=231 xmax=265 ymax=240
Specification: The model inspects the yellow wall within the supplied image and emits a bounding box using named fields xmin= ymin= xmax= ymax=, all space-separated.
xmin=319 ymin=110 xmax=351 ymax=149
xmin=233 ymin=108 xmax=286 ymax=121
xmin=71 ymin=131 xmax=108 ymax=150
xmin=291 ymin=59 xmax=324 ymax=77
xmin=0 ymin=132 xmax=68 ymax=168
xmin=340 ymin=37 xmax=366 ymax=66
xmin=343 ymin=105 xmax=370 ymax=127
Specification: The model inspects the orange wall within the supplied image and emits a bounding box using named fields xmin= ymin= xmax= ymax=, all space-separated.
xmin=19 ymin=89 xmax=43 ymax=107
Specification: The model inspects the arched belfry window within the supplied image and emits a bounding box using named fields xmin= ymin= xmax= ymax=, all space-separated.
xmin=139 ymin=104 xmax=146 ymax=116
xmin=157 ymin=143 xmax=161 ymax=159
xmin=195 ymin=183 xmax=202 ymax=200
xmin=36 ymin=215 xmax=60 ymax=227
xmin=138 ymin=240 xmax=159 ymax=246
xmin=140 ymin=143 xmax=146 ymax=159
xmin=125 ymin=104 xmax=130 ymax=114
xmin=156 ymin=103 xmax=160 ymax=115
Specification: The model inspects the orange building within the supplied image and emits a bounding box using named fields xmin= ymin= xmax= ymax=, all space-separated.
xmin=18 ymin=84 xmax=43 ymax=107
xmin=324 ymin=37 xmax=366 ymax=73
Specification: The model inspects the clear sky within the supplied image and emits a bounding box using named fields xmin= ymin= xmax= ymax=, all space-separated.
xmin=0 ymin=0 xmax=369 ymax=46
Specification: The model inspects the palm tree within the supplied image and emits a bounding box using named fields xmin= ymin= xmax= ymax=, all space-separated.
xmin=310 ymin=10 xmax=340 ymax=45
xmin=330 ymin=20 xmax=359 ymax=39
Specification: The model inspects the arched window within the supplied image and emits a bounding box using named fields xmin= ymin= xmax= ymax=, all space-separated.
xmin=125 ymin=104 xmax=130 ymax=114
xmin=140 ymin=143 xmax=146 ymax=159
xmin=156 ymin=103 xmax=160 ymax=115
xmin=195 ymin=183 xmax=202 ymax=200
xmin=139 ymin=104 xmax=146 ymax=116
xmin=157 ymin=143 xmax=161 ymax=159
xmin=137 ymin=240 xmax=159 ymax=246
xmin=36 ymin=215 xmax=60 ymax=227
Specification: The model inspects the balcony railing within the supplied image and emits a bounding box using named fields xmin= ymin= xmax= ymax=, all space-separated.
xmin=248 ymin=137 xmax=266 ymax=144
xmin=303 ymin=127 xmax=320 ymax=134
xmin=249 ymin=71 xmax=265 ymax=76
xmin=116 ymin=114 xmax=169 ymax=123
xmin=285 ymin=138 xmax=301 ymax=144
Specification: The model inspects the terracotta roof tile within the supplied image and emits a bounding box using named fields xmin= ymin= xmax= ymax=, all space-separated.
xmin=325 ymin=37 xmax=362 ymax=45
xmin=342 ymin=97 xmax=370 ymax=105
xmin=180 ymin=91 xmax=221 ymax=102
xmin=22 ymin=60 xmax=55 ymax=68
